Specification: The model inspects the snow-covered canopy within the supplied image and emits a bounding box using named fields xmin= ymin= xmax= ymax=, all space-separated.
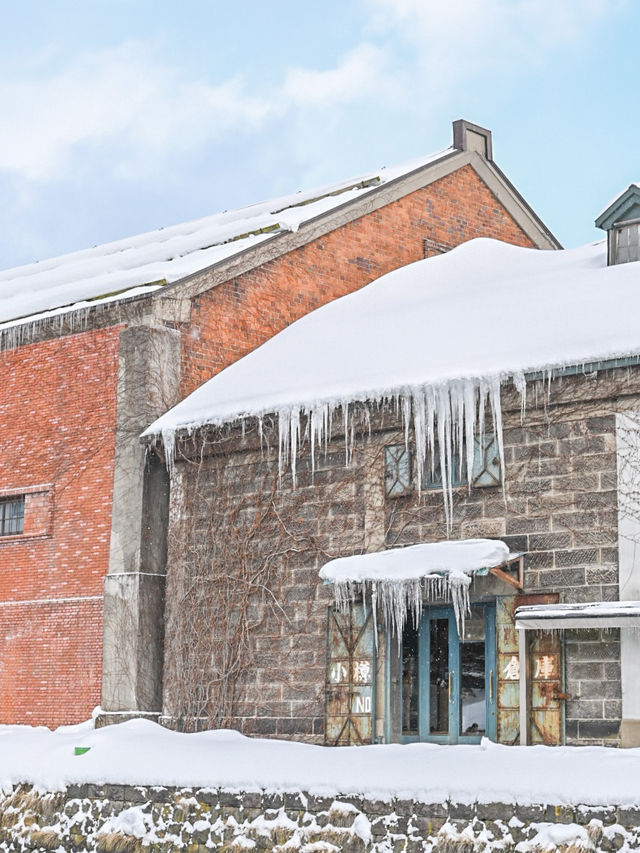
xmin=320 ymin=539 xmax=512 ymax=584
xmin=516 ymin=600 xmax=640 ymax=630
xmin=0 ymin=148 xmax=451 ymax=336
xmin=320 ymin=539 xmax=516 ymax=637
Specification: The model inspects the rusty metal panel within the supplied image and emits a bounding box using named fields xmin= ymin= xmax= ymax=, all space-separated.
xmin=325 ymin=603 xmax=375 ymax=746
xmin=496 ymin=596 xmax=521 ymax=744
xmin=529 ymin=631 xmax=562 ymax=745
xmin=496 ymin=594 xmax=563 ymax=746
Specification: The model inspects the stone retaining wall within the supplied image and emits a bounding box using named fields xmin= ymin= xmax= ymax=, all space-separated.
xmin=2 ymin=784 xmax=640 ymax=852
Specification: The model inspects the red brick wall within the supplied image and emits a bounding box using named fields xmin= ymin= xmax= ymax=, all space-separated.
xmin=0 ymin=327 xmax=121 ymax=726
xmin=181 ymin=166 xmax=535 ymax=395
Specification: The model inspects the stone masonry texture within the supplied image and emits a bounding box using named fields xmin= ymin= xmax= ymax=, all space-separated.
xmin=1 ymin=783 xmax=640 ymax=852
xmin=164 ymin=365 xmax=640 ymax=746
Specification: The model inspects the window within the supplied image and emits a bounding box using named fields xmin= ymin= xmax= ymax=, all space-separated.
xmin=385 ymin=435 xmax=501 ymax=497
xmin=0 ymin=496 xmax=24 ymax=536
xmin=614 ymin=222 xmax=640 ymax=264
xmin=424 ymin=450 xmax=467 ymax=490
xmin=423 ymin=238 xmax=451 ymax=259
xmin=423 ymin=434 xmax=501 ymax=490
xmin=385 ymin=445 xmax=412 ymax=497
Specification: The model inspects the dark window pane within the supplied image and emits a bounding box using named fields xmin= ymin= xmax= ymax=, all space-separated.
xmin=423 ymin=451 xmax=466 ymax=489
xmin=402 ymin=620 xmax=419 ymax=735
xmin=429 ymin=618 xmax=449 ymax=734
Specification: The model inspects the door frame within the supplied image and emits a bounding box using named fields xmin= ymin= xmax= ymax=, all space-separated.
xmin=400 ymin=602 xmax=496 ymax=744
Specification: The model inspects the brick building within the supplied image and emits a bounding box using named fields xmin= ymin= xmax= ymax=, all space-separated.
xmin=0 ymin=120 xmax=556 ymax=727
xmin=143 ymin=185 xmax=640 ymax=748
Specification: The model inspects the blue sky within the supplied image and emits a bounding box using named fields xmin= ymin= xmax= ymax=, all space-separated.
xmin=0 ymin=0 xmax=638 ymax=269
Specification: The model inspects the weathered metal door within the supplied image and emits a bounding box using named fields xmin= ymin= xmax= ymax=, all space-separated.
xmin=325 ymin=604 xmax=375 ymax=745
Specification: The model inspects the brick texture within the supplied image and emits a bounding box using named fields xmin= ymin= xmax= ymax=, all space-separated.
xmin=180 ymin=166 xmax=534 ymax=396
xmin=0 ymin=328 xmax=120 ymax=725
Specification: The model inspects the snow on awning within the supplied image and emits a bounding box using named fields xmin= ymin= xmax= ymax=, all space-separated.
xmin=515 ymin=601 xmax=640 ymax=630
xmin=319 ymin=539 xmax=521 ymax=636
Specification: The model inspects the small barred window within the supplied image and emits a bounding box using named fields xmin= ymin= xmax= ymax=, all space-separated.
xmin=385 ymin=445 xmax=412 ymax=497
xmin=0 ymin=496 xmax=25 ymax=536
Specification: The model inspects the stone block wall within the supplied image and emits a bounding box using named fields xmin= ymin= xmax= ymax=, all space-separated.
xmin=164 ymin=364 xmax=640 ymax=745
xmin=2 ymin=783 xmax=640 ymax=852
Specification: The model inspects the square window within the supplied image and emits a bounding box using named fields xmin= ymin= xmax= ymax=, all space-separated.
xmin=0 ymin=496 xmax=25 ymax=536
xmin=422 ymin=434 xmax=502 ymax=491
xmin=385 ymin=445 xmax=412 ymax=497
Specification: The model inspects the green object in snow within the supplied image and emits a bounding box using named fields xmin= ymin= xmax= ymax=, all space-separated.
xmin=74 ymin=746 xmax=91 ymax=756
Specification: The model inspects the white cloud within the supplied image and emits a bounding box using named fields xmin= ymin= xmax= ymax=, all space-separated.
xmin=0 ymin=40 xmax=391 ymax=182
xmin=0 ymin=1 xmax=623 ymax=183
xmin=362 ymin=0 xmax=622 ymax=92
xmin=282 ymin=43 xmax=389 ymax=106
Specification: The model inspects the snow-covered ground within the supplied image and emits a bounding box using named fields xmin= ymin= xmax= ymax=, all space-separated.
xmin=2 ymin=718 xmax=640 ymax=806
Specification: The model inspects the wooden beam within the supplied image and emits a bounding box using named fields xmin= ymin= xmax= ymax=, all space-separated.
xmin=489 ymin=565 xmax=524 ymax=590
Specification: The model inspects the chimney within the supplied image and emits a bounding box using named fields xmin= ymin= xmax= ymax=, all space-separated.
xmin=452 ymin=120 xmax=493 ymax=161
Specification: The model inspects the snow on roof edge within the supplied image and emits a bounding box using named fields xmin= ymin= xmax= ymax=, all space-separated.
xmin=0 ymin=146 xmax=457 ymax=329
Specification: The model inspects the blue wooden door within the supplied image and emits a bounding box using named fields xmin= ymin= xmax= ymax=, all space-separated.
xmin=402 ymin=603 xmax=496 ymax=744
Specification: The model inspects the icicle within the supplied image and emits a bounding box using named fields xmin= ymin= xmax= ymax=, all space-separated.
xmin=343 ymin=402 xmax=350 ymax=467
xmin=161 ymin=427 xmax=176 ymax=474
xmin=489 ymin=378 xmax=507 ymax=502
xmin=463 ymin=381 xmax=476 ymax=492
xmin=330 ymin=569 xmax=474 ymax=643
xmin=513 ymin=371 xmax=527 ymax=422
xmin=290 ymin=407 xmax=301 ymax=486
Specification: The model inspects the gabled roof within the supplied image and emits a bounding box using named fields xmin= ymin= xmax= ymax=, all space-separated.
xmin=0 ymin=150 xmax=452 ymax=331
xmin=596 ymin=183 xmax=640 ymax=231
xmin=144 ymin=237 xmax=640 ymax=441
xmin=0 ymin=123 xmax=559 ymax=337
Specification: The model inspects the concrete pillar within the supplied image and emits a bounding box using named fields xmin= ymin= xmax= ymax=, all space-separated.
xmin=616 ymin=412 xmax=640 ymax=746
xmin=99 ymin=323 xmax=181 ymax=725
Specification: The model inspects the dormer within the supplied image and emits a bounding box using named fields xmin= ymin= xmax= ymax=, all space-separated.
xmin=595 ymin=184 xmax=640 ymax=265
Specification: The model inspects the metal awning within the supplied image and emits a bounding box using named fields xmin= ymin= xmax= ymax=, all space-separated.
xmin=515 ymin=600 xmax=640 ymax=630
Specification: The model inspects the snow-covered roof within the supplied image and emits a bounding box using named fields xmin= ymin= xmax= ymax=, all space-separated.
xmin=515 ymin=600 xmax=640 ymax=630
xmin=597 ymin=182 xmax=640 ymax=222
xmin=145 ymin=237 xmax=640 ymax=443
xmin=0 ymin=148 xmax=453 ymax=332
xmin=319 ymin=539 xmax=513 ymax=584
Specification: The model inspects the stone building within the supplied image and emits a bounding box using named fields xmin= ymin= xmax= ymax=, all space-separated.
xmin=0 ymin=120 xmax=556 ymax=727
xmin=144 ymin=185 xmax=640 ymax=748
